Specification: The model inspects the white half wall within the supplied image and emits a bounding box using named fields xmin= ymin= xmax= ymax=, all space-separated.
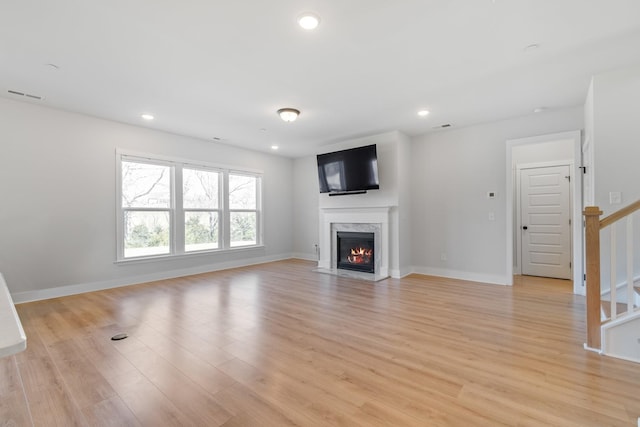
xmin=0 ymin=98 xmax=294 ymax=299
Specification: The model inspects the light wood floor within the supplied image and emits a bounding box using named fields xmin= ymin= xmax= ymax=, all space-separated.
xmin=2 ymin=260 xmax=639 ymax=426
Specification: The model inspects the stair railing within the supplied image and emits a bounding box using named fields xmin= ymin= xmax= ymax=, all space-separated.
xmin=584 ymin=200 xmax=640 ymax=350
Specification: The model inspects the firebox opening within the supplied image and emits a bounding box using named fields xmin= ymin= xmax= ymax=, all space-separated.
xmin=336 ymin=231 xmax=375 ymax=273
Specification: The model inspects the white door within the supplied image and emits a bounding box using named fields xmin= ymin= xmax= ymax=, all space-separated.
xmin=520 ymin=165 xmax=572 ymax=279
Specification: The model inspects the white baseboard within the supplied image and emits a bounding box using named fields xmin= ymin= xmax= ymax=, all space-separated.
xmin=409 ymin=266 xmax=508 ymax=286
xmin=290 ymin=252 xmax=318 ymax=262
xmin=11 ymin=253 xmax=294 ymax=304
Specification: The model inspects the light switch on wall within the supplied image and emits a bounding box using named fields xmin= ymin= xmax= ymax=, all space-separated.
xmin=609 ymin=191 xmax=622 ymax=205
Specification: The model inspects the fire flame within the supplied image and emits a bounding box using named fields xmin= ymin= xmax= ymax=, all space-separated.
xmin=347 ymin=247 xmax=373 ymax=264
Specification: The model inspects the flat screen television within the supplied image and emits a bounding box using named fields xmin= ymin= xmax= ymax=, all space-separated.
xmin=317 ymin=144 xmax=379 ymax=195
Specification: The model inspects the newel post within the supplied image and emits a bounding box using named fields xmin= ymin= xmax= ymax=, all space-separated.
xmin=584 ymin=206 xmax=603 ymax=350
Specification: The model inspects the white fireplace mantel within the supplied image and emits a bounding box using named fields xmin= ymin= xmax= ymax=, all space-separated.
xmin=317 ymin=206 xmax=391 ymax=280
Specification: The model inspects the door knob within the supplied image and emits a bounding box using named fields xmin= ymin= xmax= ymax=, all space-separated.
xmin=522 ymin=226 xmax=528 ymax=230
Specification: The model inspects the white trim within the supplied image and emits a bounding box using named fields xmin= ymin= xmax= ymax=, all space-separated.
xmin=0 ymin=273 xmax=27 ymax=357
xmin=583 ymin=343 xmax=603 ymax=354
xmin=410 ymin=266 xmax=507 ymax=286
xmin=291 ymin=252 xmax=318 ymax=261
xmin=11 ymin=253 xmax=293 ymax=304
xmin=506 ymin=130 xmax=584 ymax=294
xmin=116 ymin=148 xmax=264 ymax=175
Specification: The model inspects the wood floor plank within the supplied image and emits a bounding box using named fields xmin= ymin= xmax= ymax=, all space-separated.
xmin=0 ymin=356 xmax=33 ymax=426
xmin=3 ymin=259 xmax=639 ymax=426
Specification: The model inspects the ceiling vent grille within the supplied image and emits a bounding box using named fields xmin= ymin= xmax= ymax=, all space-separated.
xmin=7 ymin=90 xmax=44 ymax=101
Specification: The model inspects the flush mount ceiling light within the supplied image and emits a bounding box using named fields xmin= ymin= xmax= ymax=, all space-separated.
xmin=141 ymin=114 xmax=154 ymax=120
xmin=417 ymin=109 xmax=430 ymax=117
xmin=298 ymin=12 xmax=320 ymax=30
xmin=271 ymin=145 xmax=279 ymax=150
xmin=277 ymin=108 xmax=300 ymax=122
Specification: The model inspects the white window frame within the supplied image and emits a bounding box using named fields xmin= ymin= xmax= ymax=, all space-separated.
xmin=116 ymin=150 xmax=263 ymax=262
xmin=227 ymin=171 xmax=263 ymax=248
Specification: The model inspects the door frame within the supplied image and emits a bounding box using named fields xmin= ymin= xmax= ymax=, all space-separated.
xmin=515 ymin=161 xmax=573 ymax=278
xmin=505 ymin=130 xmax=584 ymax=295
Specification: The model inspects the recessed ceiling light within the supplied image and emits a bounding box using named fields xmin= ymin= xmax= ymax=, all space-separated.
xmin=271 ymin=145 xmax=279 ymax=150
xmin=141 ymin=114 xmax=154 ymax=120
xmin=524 ymin=43 xmax=540 ymax=52
xmin=533 ymin=107 xmax=546 ymax=113
xmin=298 ymin=13 xmax=320 ymax=30
xmin=417 ymin=110 xmax=430 ymax=117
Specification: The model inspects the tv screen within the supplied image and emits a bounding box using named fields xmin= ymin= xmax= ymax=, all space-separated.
xmin=317 ymin=144 xmax=379 ymax=194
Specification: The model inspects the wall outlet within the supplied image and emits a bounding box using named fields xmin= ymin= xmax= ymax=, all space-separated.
xmin=440 ymin=253 xmax=447 ymax=261
xmin=488 ymin=212 xmax=495 ymax=221
xmin=609 ymin=191 xmax=622 ymax=205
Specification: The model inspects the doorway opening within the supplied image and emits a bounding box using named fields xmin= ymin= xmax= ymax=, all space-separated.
xmin=506 ymin=131 xmax=584 ymax=295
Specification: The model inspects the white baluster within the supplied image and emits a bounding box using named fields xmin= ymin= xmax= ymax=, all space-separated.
xmin=610 ymin=223 xmax=617 ymax=320
xmin=627 ymin=216 xmax=634 ymax=312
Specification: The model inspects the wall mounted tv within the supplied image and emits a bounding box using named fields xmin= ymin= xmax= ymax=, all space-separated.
xmin=317 ymin=144 xmax=379 ymax=195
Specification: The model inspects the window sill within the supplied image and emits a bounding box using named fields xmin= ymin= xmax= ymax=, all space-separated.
xmin=114 ymin=245 xmax=266 ymax=265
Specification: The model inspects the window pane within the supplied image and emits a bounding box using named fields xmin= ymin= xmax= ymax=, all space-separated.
xmin=122 ymin=161 xmax=171 ymax=208
xmin=185 ymin=211 xmax=219 ymax=252
xmin=184 ymin=168 xmax=219 ymax=209
xmin=124 ymin=211 xmax=170 ymax=257
xmin=229 ymin=174 xmax=256 ymax=209
xmin=230 ymin=212 xmax=256 ymax=247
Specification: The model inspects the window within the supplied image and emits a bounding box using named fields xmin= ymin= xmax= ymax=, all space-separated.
xmin=229 ymin=173 xmax=259 ymax=247
xmin=184 ymin=168 xmax=220 ymax=252
xmin=117 ymin=153 xmax=262 ymax=260
xmin=121 ymin=160 xmax=172 ymax=258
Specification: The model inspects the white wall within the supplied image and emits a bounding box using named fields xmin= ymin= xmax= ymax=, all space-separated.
xmin=592 ymin=63 xmax=640 ymax=215
xmin=0 ymin=98 xmax=294 ymax=300
xmin=292 ymin=155 xmax=319 ymax=260
xmin=511 ymin=139 xmax=575 ymax=165
xmin=410 ymin=107 xmax=584 ymax=284
xmin=590 ymin=63 xmax=640 ymax=292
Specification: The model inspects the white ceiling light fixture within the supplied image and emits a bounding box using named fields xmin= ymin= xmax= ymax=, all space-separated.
xmin=271 ymin=145 xmax=279 ymax=150
xmin=277 ymin=108 xmax=300 ymax=122
xmin=141 ymin=114 xmax=154 ymax=120
xmin=298 ymin=12 xmax=320 ymax=30
xmin=417 ymin=109 xmax=430 ymax=117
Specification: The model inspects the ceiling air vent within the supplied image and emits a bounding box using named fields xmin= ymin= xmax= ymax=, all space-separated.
xmin=7 ymin=90 xmax=44 ymax=101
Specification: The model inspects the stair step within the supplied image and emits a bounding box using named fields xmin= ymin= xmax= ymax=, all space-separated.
xmin=601 ymin=300 xmax=630 ymax=319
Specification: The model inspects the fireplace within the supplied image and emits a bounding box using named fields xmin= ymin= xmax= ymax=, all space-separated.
xmin=318 ymin=207 xmax=390 ymax=280
xmin=336 ymin=231 xmax=375 ymax=273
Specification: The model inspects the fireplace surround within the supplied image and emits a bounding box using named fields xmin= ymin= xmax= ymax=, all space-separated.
xmin=317 ymin=206 xmax=390 ymax=281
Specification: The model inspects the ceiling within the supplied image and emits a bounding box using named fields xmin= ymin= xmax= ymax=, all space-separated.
xmin=2 ymin=1 xmax=640 ymax=158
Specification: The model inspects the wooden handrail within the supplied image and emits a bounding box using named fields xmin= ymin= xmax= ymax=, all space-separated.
xmin=600 ymin=200 xmax=640 ymax=229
